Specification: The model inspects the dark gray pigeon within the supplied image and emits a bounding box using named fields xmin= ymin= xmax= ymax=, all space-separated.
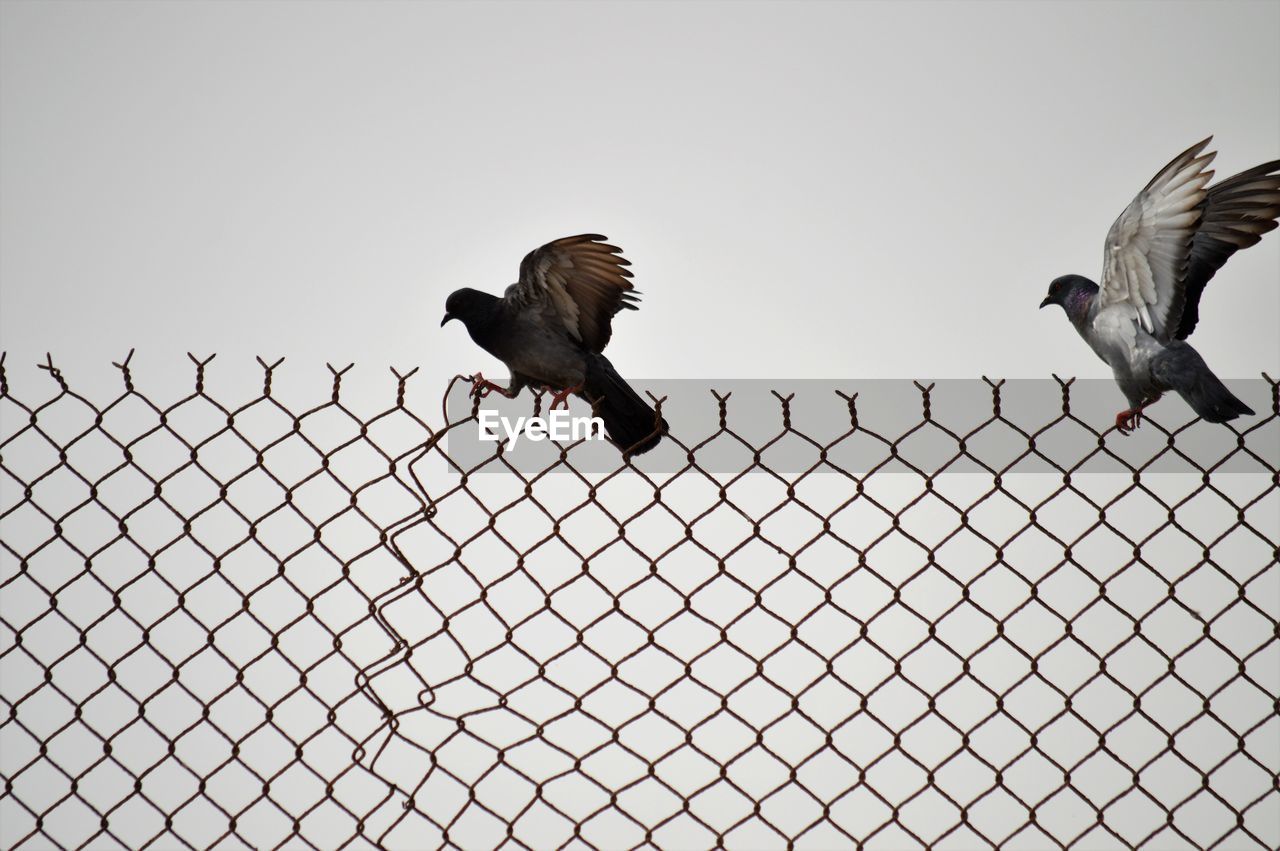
xmin=441 ymin=234 xmax=668 ymax=456
xmin=1040 ymin=138 xmax=1279 ymax=433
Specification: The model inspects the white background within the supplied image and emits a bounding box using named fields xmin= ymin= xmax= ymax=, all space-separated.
xmin=2 ymin=0 xmax=1278 ymax=394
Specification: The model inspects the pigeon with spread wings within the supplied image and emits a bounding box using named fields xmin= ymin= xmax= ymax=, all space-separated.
xmin=441 ymin=234 xmax=668 ymax=456
xmin=1040 ymin=138 xmax=1279 ymax=433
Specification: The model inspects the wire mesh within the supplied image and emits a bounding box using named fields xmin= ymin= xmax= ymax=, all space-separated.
xmin=2 ymin=354 xmax=1277 ymax=849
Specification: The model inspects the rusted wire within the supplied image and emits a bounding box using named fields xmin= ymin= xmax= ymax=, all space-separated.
xmin=1 ymin=357 xmax=1277 ymax=849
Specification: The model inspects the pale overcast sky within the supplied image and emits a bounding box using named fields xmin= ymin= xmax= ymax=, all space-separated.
xmin=2 ymin=0 xmax=1277 ymax=400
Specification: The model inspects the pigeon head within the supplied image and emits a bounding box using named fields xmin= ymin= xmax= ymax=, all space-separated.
xmin=1040 ymin=275 xmax=1097 ymax=319
xmin=441 ymin=288 xmax=499 ymax=328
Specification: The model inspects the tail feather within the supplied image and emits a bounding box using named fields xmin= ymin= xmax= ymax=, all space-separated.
xmin=1153 ymin=343 xmax=1255 ymax=424
xmin=1181 ymin=373 xmax=1255 ymax=423
xmin=581 ymin=355 xmax=667 ymax=456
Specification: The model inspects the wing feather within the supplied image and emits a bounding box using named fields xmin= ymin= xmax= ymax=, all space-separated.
xmin=1101 ymin=139 xmax=1280 ymax=342
xmin=507 ymin=234 xmax=641 ymax=352
xmin=1174 ymin=158 xmax=1280 ymax=339
xmin=1100 ymin=137 xmax=1215 ymax=341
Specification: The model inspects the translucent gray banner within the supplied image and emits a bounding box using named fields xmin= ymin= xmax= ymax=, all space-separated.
xmin=443 ymin=378 xmax=1278 ymax=475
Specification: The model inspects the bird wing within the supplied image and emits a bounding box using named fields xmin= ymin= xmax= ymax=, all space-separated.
xmin=505 ymin=234 xmax=639 ymax=352
xmin=1099 ymin=138 xmax=1216 ymax=342
xmin=1172 ymin=158 xmax=1280 ymax=339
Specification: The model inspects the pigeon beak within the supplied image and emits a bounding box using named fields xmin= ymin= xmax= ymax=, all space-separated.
xmin=1039 ymin=296 xmax=1053 ymax=310
xmin=440 ymin=313 xmax=453 ymax=327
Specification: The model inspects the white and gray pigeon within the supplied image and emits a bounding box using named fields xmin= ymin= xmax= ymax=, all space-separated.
xmin=441 ymin=234 xmax=668 ymax=456
xmin=1040 ymin=138 xmax=1279 ymax=433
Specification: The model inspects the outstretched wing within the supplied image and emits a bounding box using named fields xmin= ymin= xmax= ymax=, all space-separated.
xmin=506 ymin=234 xmax=639 ymax=352
xmin=1173 ymin=158 xmax=1280 ymax=339
xmin=1099 ymin=138 xmax=1216 ymax=342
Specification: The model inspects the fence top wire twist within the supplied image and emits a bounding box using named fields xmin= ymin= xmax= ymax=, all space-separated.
xmin=1 ymin=354 xmax=1278 ymax=850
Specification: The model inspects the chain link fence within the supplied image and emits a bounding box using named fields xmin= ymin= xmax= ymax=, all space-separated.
xmin=2 ymin=354 xmax=1277 ymax=849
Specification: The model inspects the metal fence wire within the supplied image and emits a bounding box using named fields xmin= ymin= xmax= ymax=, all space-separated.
xmin=1 ymin=354 xmax=1278 ymax=850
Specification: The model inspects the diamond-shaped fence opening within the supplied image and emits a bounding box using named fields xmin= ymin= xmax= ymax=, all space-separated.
xmin=1 ymin=357 xmax=1277 ymax=849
